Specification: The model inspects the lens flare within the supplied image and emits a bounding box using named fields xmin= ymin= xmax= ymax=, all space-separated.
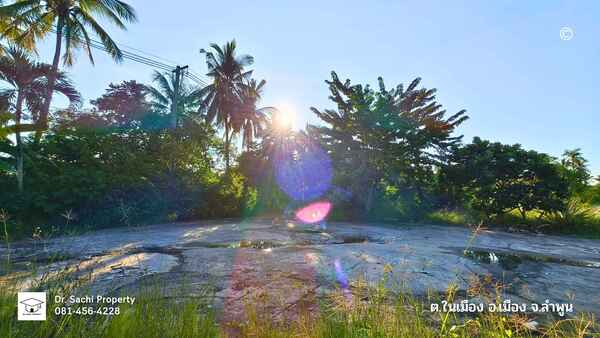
xmin=334 ymin=258 xmax=352 ymax=302
xmin=334 ymin=258 xmax=349 ymax=289
xmin=295 ymin=201 xmax=332 ymax=224
xmin=274 ymin=142 xmax=332 ymax=202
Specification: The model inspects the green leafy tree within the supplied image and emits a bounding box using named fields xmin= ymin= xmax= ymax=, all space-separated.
xmin=442 ymin=137 xmax=569 ymax=220
xmin=0 ymin=46 xmax=80 ymax=192
xmin=309 ymin=71 xmax=468 ymax=215
xmin=199 ymin=40 xmax=254 ymax=172
xmin=0 ymin=0 xmax=137 ymax=139
xmin=89 ymin=80 xmax=151 ymax=127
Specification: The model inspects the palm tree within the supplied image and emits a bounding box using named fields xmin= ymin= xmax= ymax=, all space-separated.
xmin=562 ymin=148 xmax=587 ymax=170
xmin=561 ymin=148 xmax=591 ymax=195
xmin=0 ymin=46 xmax=80 ymax=192
xmin=199 ymin=40 xmax=253 ymax=172
xmin=0 ymin=0 xmax=137 ymax=139
xmin=145 ymin=70 xmax=200 ymax=126
xmin=232 ymin=78 xmax=273 ymax=150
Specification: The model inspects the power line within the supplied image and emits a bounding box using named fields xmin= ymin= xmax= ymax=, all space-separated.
xmin=48 ymin=28 xmax=210 ymax=85
xmin=184 ymin=72 xmax=208 ymax=86
xmin=107 ymin=40 xmax=182 ymax=66
xmin=86 ymin=40 xmax=174 ymax=72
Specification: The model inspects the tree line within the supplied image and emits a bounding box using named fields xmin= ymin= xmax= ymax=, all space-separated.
xmin=0 ymin=0 xmax=598 ymax=238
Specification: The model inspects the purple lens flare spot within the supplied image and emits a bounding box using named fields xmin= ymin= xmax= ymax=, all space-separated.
xmin=274 ymin=143 xmax=333 ymax=202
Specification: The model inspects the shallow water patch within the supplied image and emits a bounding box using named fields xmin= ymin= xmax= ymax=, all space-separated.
xmin=460 ymin=248 xmax=600 ymax=270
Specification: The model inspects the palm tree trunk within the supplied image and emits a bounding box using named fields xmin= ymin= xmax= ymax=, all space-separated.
xmin=15 ymin=91 xmax=24 ymax=193
xmin=224 ymin=122 xmax=230 ymax=173
xmin=36 ymin=17 xmax=64 ymax=143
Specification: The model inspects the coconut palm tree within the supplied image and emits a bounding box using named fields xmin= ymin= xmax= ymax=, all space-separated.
xmin=562 ymin=149 xmax=587 ymax=170
xmin=199 ymin=40 xmax=253 ymax=172
xmin=0 ymin=0 xmax=137 ymax=139
xmin=145 ymin=70 xmax=200 ymax=126
xmin=232 ymin=78 xmax=274 ymax=150
xmin=561 ymin=148 xmax=591 ymax=195
xmin=0 ymin=46 xmax=81 ymax=192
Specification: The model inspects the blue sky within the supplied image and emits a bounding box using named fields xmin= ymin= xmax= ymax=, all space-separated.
xmin=37 ymin=0 xmax=599 ymax=176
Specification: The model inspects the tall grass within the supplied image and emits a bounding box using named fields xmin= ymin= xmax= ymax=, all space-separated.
xmin=1 ymin=266 xmax=597 ymax=337
xmin=425 ymin=201 xmax=600 ymax=239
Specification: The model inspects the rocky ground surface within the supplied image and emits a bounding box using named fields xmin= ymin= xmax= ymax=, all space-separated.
xmin=1 ymin=220 xmax=599 ymax=323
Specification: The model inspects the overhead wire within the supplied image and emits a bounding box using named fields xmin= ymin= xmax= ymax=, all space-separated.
xmin=48 ymin=28 xmax=210 ymax=85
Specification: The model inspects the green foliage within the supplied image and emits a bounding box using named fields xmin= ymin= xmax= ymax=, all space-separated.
xmin=145 ymin=70 xmax=202 ymax=127
xmin=199 ymin=40 xmax=266 ymax=171
xmin=0 ymin=0 xmax=137 ymax=64
xmin=544 ymin=199 xmax=600 ymax=237
xmin=202 ymin=170 xmax=247 ymax=218
xmin=559 ymin=148 xmax=592 ymax=198
xmin=0 ymin=116 xmax=224 ymax=235
xmin=586 ymin=183 xmax=600 ymax=205
xmin=88 ymin=80 xmax=152 ymax=127
xmin=0 ymin=0 xmax=138 ymax=135
xmin=237 ymin=145 xmax=290 ymax=215
xmin=425 ymin=209 xmax=471 ymax=225
xmin=442 ymin=137 xmax=569 ymax=220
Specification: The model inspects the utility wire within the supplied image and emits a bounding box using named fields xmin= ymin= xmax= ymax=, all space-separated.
xmin=48 ymin=28 xmax=210 ymax=85
xmin=184 ymin=72 xmax=208 ymax=86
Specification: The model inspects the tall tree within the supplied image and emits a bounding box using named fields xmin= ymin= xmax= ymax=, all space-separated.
xmin=199 ymin=40 xmax=254 ymax=172
xmin=145 ymin=70 xmax=200 ymax=126
xmin=232 ymin=78 xmax=271 ymax=150
xmin=0 ymin=0 xmax=136 ymax=139
xmin=309 ymin=72 xmax=468 ymax=214
xmin=0 ymin=46 xmax=80 ymax=192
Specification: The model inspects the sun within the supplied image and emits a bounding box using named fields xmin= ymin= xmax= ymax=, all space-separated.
xmin=273 ymin=102 xmax=296 ymax=130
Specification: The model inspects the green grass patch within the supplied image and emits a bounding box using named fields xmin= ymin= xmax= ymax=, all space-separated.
xmin=1 ymin=268 xmax=598 ymax=337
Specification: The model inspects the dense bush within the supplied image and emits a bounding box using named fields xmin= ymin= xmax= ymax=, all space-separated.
xmin=0 ymin=118 xmax=247 ymax=235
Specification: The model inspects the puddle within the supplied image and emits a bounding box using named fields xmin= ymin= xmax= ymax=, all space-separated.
xmin=183 ymin=235 xmax=385 ymax=250
xmin=462 ymin=250 xmax=524 ymax=270
xmin=185 ymin=240 xmax=288 ymax=249
xmin=332 ymin=235 xmax=384 ymax=245
xmin=290 ymin=228 xmax=324 ymax=234
xmin=461 ymin=248 xmax=600 ymax=270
